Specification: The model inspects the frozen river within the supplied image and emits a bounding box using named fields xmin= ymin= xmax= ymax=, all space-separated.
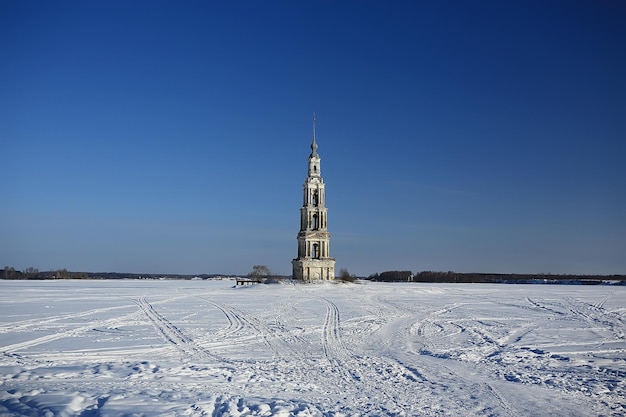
xmin=1 ymin=279 xmax=624 ymax=416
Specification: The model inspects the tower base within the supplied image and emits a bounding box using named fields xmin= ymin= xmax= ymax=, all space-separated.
xmin=292 ymin=258 xmax=335 ymax=281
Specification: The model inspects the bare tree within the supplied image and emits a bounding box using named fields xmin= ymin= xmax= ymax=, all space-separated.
xmin=56 ymin=269 xmax=69 ymax=279
xmin=24 ymin=267 xmax=39 ymax=279
xmin=4 ymin=266 xmax=16 ymax=279
xmin=249 ymin=265 xmax=271 ymax=279
xmin=339 ymin=268 xmax=356 ymax=283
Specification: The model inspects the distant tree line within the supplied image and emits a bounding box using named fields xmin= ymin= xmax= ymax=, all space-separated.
xmin=368 ymin=271 xmax=413 ymax=282
xmin=3 ymin=265 xmax=624 ymax=285
xmin=367 ymin=270 xmax=626 ymax=285
xmin=2 ymin=267 xmax=91 ymax=280
xmin=1 ymin=266 xmax=268 ymax=281
xmin=1 ymin=268 xmax=243 ymax=280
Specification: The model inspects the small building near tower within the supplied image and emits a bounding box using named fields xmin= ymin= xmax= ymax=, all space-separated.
xmin=292 ymin=116 xmax=336 ymax=281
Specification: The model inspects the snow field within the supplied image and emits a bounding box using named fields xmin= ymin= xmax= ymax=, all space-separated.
xmin=0 ymin=280 xmax=624 ymax=416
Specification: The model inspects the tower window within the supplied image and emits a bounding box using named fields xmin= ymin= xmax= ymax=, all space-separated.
xmin=312 ymin=191 xmax=318 ymax=206
xmin=312 ymin=244 xmax=319 ymax=259
xmin=312 ymin=214 xmax=319 ymax=230
xmin=314 ymin=165 xmax=317 ymax=172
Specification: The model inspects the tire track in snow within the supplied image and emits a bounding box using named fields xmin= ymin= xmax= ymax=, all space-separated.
xmin=528 ymin=296 xmax=625 ymax=339
xmin=200 ymin=298 xmax=245 ymax=337
xmin=0 ymin=304 xmax=133 ymax=334
xmin=404 ymin=295 xmax=621 ymax=413
xmin=374 ymin=296 xmax=517 ymax=415
xmin=0 ymin=309 xmax=144 ymax=353
xmin=134 ymin=298 xmax=226 ymax=362
xmin=318 ymin=290 xmax=626 ymax=417
xmin=592 ymin=296 xmax=608 ymax=310
xmin=525 ymin=297 xmax=566 ymax=316
xmin=197 ymin=297 xmax=302 ymax=362
xmin=565 ymin=296 xmax=625 ymax=336
xmin=320 ymin=297 xmax=357 ymax=381
xmin=319 ymin=297 xmax=428 ymax=415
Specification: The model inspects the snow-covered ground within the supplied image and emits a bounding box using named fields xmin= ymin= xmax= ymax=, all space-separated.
xmin=0 ymin=280 xmax=624 ymax=416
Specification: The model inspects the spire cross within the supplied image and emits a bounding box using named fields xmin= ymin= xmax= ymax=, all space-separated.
xmin=311 ymin=112 xmax=318 ymax=157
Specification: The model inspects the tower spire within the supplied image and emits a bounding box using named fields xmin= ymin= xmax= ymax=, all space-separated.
xmin=311 ymin=113 xmax=318 ymax=157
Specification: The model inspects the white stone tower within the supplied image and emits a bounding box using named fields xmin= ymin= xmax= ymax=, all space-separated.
xmin=292 ymin=115 xmax=335 ymax=281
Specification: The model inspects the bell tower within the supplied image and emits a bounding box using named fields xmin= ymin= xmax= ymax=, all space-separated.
xmin=292 ymin=115 xmax=335 ymax=281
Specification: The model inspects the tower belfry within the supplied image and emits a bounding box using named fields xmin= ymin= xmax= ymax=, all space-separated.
xmin=292 ymin=115 xmax=336 ymax=281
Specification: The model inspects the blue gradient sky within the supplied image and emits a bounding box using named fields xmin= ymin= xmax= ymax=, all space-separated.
xmin=1 ymin=1 xmax=625 ymax=276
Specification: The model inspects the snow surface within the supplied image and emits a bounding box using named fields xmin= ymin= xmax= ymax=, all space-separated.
xmin=0 ymin=279 xmax=624 ymax=416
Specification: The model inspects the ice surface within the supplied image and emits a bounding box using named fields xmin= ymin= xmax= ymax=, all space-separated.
xmin=0 ymin=280 xmax=624 ymax=416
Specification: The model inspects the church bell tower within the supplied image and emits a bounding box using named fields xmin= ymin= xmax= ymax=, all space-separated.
xmin=292 ymin=115 xmax=335 ymax=281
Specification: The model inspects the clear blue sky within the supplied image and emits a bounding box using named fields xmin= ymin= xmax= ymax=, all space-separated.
xmin=1 ymin=1 xmax=625 ymax=276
